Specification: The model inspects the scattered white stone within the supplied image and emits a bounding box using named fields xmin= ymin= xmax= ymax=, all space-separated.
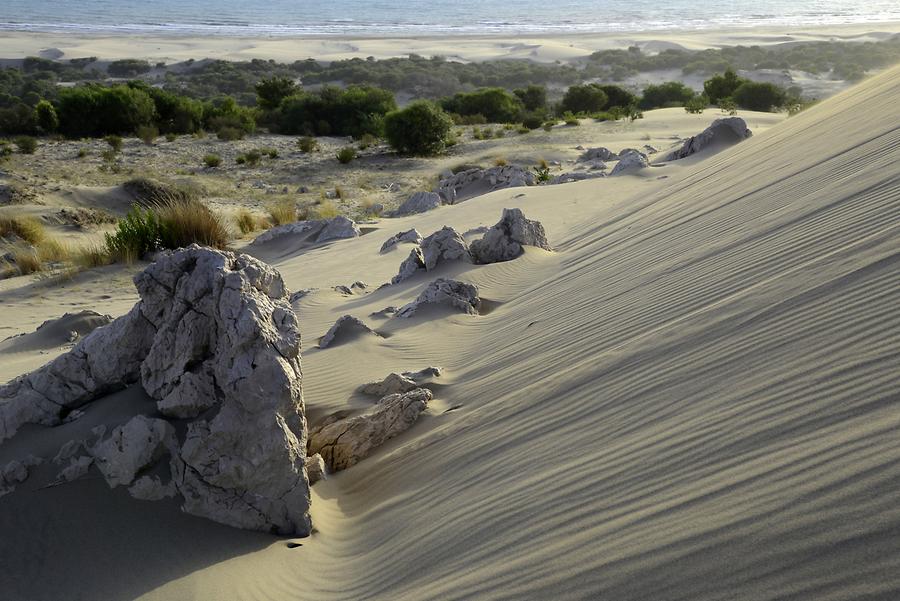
xmin=437 ymin=165 xmax=535 ymax=204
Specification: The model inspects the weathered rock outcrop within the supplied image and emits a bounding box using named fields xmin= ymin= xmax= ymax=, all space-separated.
xmin=470 ymin=208 xmax=551 ymax=264
xmin=391 ymin=227 xmax=472 ymax=284
xmin=0 ymin=246 xmax=312 ymax=535
xmin=308 ymin=388 xmax=432 ymax=471
xmin=319 ymin=315 xmax=379 ymax=348
xmin=396 ymin=278 xmax=481 ymax=317
xmin=610 ymin=148 xmax=650 ymax=175
xmin=664 ymin=117 xmax=752 ymax=161
xmin=403 ymin=366 xmax=443 ymax=382
xmin=550 ymin=171 xmax=606 ymax=185
xmin=380 ymin=229 xmax=423 ymax=253
xmin=250 ymin=216 xmax=360 ymax=247
xmin=0 ymin=455 xmax=42 ymax=497
xmin=358 ymin=372 xmax=420 ymax=397
xmin=394 ymin=192 xmax=442 ymax=216
xmin=437 ymin=165 xmax=535 ymax=204
xmin=578 ymin=147 xmax=617 ymax=162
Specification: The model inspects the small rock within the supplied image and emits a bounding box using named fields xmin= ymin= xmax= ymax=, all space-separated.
xmin=396 ymin=279 xmax=481 ymax=318
xmin=470 ymin=208 xmax=551 ymax=264
xmin=402 ymin=366 xmax=443 ymax=382
xmin=380 ymin=229 xmax=423 ymax=253
xmin=610 ymin=149 xmax=650 ymax=176
xmin=90 ymin=416 xmax=175 ymax=488
xmin=54 ymin=456 xmax=93 ymax=484
xmin=358 ymin=373 xmax=420 ymax=397
xmin=305 ymin=454 xmax=326 ymax=485
xmin=394 ymin=191 xmax=441 ymax=216
xmin=129 ymin=475 xmax=177 ymax=501
xmin=319 ymin=315 xmax=379 ymax=348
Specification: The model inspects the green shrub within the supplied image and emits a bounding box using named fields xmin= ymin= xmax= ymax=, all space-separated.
xmin=13 ymin=135 xmax=37 ymax=154
xmin=542 ymin=121 xmax=555 ymax=132
xmin=165 ymin=133 xmax=178 ymax=142
xmin=384 ymin=100 xmax=453 ymax=156
xmin=560 ymin=83 xmax=609 ymax=115
xmin=297 ymin=136 xmax=318 ymax=152
xmin=105 ymin=205 xmax=162 ymax=262
xmin=77 ymin=147 xmax=88 ymax=158
xmin=237 ymin=149 xmax=262 ymax=166
xmin=513 ymin=85 xmax=548 ymax=111
xmin=562 ymin=112 xmax=580 ymax=126
xmin=278 ymin=85 xmax=396 ymax=137
xmin=336 ymin=147 xmax=357 ymax=164
xmin=263 ymin=147 xmax=278 ymax=159
xmin=597 ymin=85 xmax=638 ymax=110
xmin=58 ymin=84 xmax=156 ymax=138
xmin=733 ymin=81 xmax=788 ymax=111
xmin=703 ymin=69 xmax=747 ymax=104
xmin=255 ymin=76 xmax=299 ymax=110
xmin=684 ymin=95 xmax=708 ymax=114
xmin=639 ymin=81 xmax=696 ymax=109
xmin=34 ymin=100 xmax=58 ymax=133
xmin=108 ymin=59 xmax=152 ymax=77
xmin=105 ymin=134 xmax=123 ymax=152
xmin=137 ymin=125 xmax=159 ymax=145
xmin=441 ymin=87 xmax=524 ymax=123
xmin=358 ymin=132 xmax=377 ymax=149
xmin=203 ymin=153 xmax=222 ymax=168
xmin=533 ymin=165 xmax=551 ymax=183
xmin=217 ymin=126 xmax=243 ymax=141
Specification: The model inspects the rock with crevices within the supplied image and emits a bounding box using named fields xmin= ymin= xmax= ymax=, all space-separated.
xmin=358 ymin=372 xmax=420 ymax=397
xmin=90 ymin=415 xmax=175 ymax=487
xmin=394 ymin=192 xmax=442 ymax=216
xmin=250 ymin=216 xmax=360 ymax=247
xmin=610 ymin=148 xmax=650 ymax=175
xmin=391 ymin=227 xmax=471 ymax=284
xmin=470 ymin=208 xmax=551 ymax=264
xmin=380 ymin=229 xmax=423 ymax=253
xmin=308 ymin=388 xmax=433 ymax=471
xmin=396 ymin=278 xmax=481 ymax=318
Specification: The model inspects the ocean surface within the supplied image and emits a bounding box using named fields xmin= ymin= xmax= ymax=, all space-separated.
xmin=2 ymin=0 xmax=899 ymax=37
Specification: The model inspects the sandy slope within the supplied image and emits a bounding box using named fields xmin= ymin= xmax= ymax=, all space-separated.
xmin=2 ymin=66 xmax=900 ymax=601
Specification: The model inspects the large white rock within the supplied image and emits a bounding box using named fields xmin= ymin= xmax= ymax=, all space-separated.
xmin=0 ymin=246 xmax=313 ymax=535
xmin=396 ymin=278 xmax=481 ymax=318
xmin=308 ymin=388 xmax=433 ymax=471
xmin=665 ymin=117 xmax=752 ymax=161
xmin=470 ymin=208 xmax=551 ymax=264
xmin=394 ymin=192 xmax=441 ymax=216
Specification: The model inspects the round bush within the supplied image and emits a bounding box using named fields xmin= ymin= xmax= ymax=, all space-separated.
xmin=384 ymin=101 xmax=453 ymax=156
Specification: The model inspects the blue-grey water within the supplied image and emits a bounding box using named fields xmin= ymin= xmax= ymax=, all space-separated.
xmin=1 ymin=0 xmax=899 ymax=36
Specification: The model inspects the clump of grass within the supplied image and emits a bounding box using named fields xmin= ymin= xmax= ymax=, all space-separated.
xmin=234 ymin=209 xmax=261 ymax=234
xmin=9 ymin=246 xmax=42 ymax=275
xmin=123 ymin=178 xmax=200 ymax=206
xmin=105 ymin=135 xmax=123 ymax=152
xmin=311 ymin=199 xmax=339 ymax=219
xmin=562 ymin=112 xmax=580 ymax=126
xmin=542 ymin=121 xmax=556 ymax=132
xmin=77 ymin=147 xmax=89 ymax=158
xmin=360 ymin=197 xmax=383 ymax=217
xmin=333 ymin=185 xmax=345 ymax=199
xmin=165 ymin=133 xmax=178 ymax=142
xmin=236 ymin=149 xmax=261 ymax=166
xmin=297 ymin=136 xmax=318 ymax=153
xmin=267 ymin=202 xmax=297 ymax=226
xmin=0 ymin=215 xmax=46 ymax=245
xmin=357 ymin=133 xmax=377 ymax=150
xmin=261 ymin=147 xmax=278 ymax=159
xmin=516 ymin=126 xmax=530 ymax=134
xmin=14 ymin=135 xmax=38 ymax=154
xmin=104 ymin=205 xmax=162 ymax=262
xmin=336 ymin=147 xmax=356 ymax=164
xmin=137 ymin=125 xmax=159 ymax=145
xmin=37 ymin=238 xmax=70 ymax=263
xmin=72 ymin=243 xmax=112 ymax=269
xmin=203 ymin=153 xmax=222 ymax=168
xmin=493 ymin=157 xmax=508 ymax=167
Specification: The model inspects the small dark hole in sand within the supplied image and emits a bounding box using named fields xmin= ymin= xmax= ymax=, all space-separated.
xmin=444 ymin=404 xmax=463 ymax=413
xmin=359 ymin=227 xmax=378 ymax=236
xmin=286 ymin=542 xmax=303 ymax=548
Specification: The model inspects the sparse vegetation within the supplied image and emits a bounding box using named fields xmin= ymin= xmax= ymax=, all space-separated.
xmin=203 ymin=153 xmax=222 ymax=168
xmin=268 ymin=202 xmax=297 ymax=226
xmin=13 ymin=135 xmax=37 ymax=154
xmin=336 ymin=147 xmax=357 ymax=164
xmin=0 ymin=215 xmax=46 ymax=245
xmin=297 ymin=136 xmax=318 ymax=153
xmin=137 ymin=125 xmax=159 ymax=145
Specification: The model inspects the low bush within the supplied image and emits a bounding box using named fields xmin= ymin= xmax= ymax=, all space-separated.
xmin=203 ymin=153 xmax=222 ymax=168
xmin=336 ymin=147 xmax=357 ymax=164
xmin=104 ymin=205 xmax=162 ymax=262
xmin=105 ymin=134 xmax=123 ymax=152
xmin=311 ymin=199 xmax=339 ymax=219
xmin=137 ymin=125 xmax=159 ymax=145
xmin=14 ymin=135 xmax=38 ymax=154
xmin=560 ymin=83 xmax=609 ymax=115
xmin=733 ymin=81 xmax=788 ymax=111
xmin=384 ymin=100 xmax=454 ymax=156
xmin=234 ymin=209 xmax=260 ymax=234
xmin=684 ymin=95 xmax=708 ymax=114
xmin=297 ymin=136 xmax=318 ymax=153
xmin=639 ymin=81 xmax=696 ymax=109
xmin=217 ymin=126 xmax=244 ymax=141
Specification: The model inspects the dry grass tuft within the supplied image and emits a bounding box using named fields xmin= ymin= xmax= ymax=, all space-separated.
xmin=311 ymin=200 xmax=340 ymax=220
xmin=268 ymin=202 xmax=297 ymax=226
xmin=154 ymin=198 xmax=230 ymax=250
xmin=234 ymin=209 xmax=261 ymax=235
xmin=0 ymin=215 xmax=46 ymax=245
xmin=73 ymin=243 xmax=112 ymax=269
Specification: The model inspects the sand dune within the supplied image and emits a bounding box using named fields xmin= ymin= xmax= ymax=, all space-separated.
xmin=2 ymin=66 xmax=899 ymax=600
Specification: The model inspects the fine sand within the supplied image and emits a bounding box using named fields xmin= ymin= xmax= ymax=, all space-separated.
xmin=0 ymin=61 xmax=898 ymax=600
xmin=2 ymin=23 xmax=900 ymax=63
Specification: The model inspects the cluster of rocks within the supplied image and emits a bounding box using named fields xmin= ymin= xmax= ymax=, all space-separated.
xmin=664 ymin=117 xmax=752 ymax=161
xmin=250 ymin=215 xmax=360 ymax=247
xmin=391 ymin=209 xmax=550 ymax=284
xmin=437 ymin=165 xmax=536 ymax=205
xmin=0 ymin=246 xmax=313 ymax=535
xmin=334 ymin=281 xmax=368 ymax=295
xmin=610 ymin=149 xmax=651 ymax=176
xmin=396 ymin=278 xmax=482 ymax=317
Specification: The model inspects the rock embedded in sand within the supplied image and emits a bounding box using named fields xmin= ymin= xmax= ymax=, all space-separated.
xmin=391 ymin=226 xmax=473 ymax=284
xmin=54 ymin=456 xmax=93 ymax=484
xmin=437 ymin=165 xmax=535 ymax=204
xmin=578 ymin=147 xmax=617 ymax=162
xmin=319 ymin=315 xmax=379 ymax=348
xmin=358 ymin=372 xmax=420 ymax=397
xmin=664 ymin=117 xmax=752 ymax=161
xmin=394 ymin=191 xmax=442 ymax=216
xmin=1 ymin=246 xmax=313 ymax=535
xmin=402 ymin=366 xmax=443 ymax=382
xmin=250 ymin=215 xmax=360 ymax=247
xmin=470 ymin=208 xmax=551 ymax=264
xmin=308 ymin=388 xmax=433 ymax=471
xmin=129 ymin=475 xmax=177 ymax=501
xmin=396 ymin=278 xmax=481 ymax=318
xmin=610 ymin=148 xmax=651 ymax=175
xmin=0 ymin=455 xmax=43 ymax=497
xmin=380 ymin=228 xmax=423 ymax=253
xmin=550 ymin=171 xmax=606 ymax=185
xmin=90 ymin=415 xmax=175 ymax=488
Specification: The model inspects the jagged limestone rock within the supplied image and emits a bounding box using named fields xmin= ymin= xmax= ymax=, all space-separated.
xmin=396 ymin=278 xmax=481 ymax=318
xmin=470 ymin=208 xmax=551 ymax=264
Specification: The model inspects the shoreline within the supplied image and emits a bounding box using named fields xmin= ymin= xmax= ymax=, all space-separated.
xmin=1 ymin=21 xmax=899 ymax=64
